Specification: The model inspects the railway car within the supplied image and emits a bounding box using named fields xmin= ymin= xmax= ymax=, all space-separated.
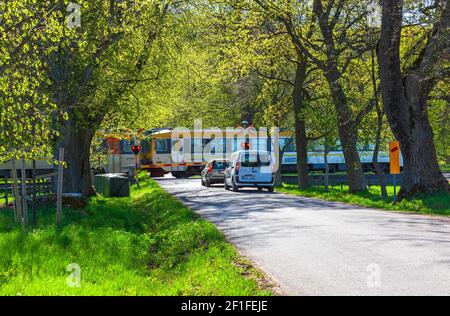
xmin=0 ymin=159 xmax=54 ymax=178
xmin=132 ymin=129 xmax=403 ymax=178
xmin=0 ymin=129 xmax=403 ymax=179
xmin=280 ymin=140 xmax=399 ymax=173
xmin=138 ymin=129 xmax=271 ymax=178
xmin=101 ymin=137 xmax=138 ymax=176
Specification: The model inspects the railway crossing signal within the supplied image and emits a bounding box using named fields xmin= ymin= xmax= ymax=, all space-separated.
xmin=131 ymin=145 xmax=142 ymax=188
xmin=131 ymin=145 xmax=142 ymax=155
xmin=241 ymin=142 xmax=251 ymax=150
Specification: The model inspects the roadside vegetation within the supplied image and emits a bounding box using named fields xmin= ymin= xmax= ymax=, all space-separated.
xmin=441 ymin=164 xmax=450 ymax=173
xmin=278 ymin=185 xmax=450 ymax=216
xmin=0 ymin=176 xmax=270 ymax=295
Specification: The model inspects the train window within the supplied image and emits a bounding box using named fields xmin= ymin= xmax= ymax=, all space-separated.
xmin=106 ymin=138 xmax=120 ymax=154
xmin=262 ymin=138 xmax=271 ymax=152
xmin=207 ymin=138 xmax=226 ymax=155
xmin=141 ymin=139 xmax=151 ymax=153
xmin=330 ymin=141 xmax=343 ymax=151
xmin=279 ymin=138 xmax=296 ymax=152
xmin=202 ymin=139 xmax=212 ymax=148
xmin=357 ymin=143 xmax=374 ymax=151
xmin=252 ymin=137 xmax=266 ymax=152
xmin=191 ymin=138 xmax=203 ymax=154
xmin=156 ymin=139 xmax=171 ymax=154
xmin=224 ymin=137 xmax=238 ymax=152
xmin=267 ymin=139 xmax=272 ymax=152
xmin=307 ymin=140 xmax=323 ymax=152
xmin=231 ymin=137 xmax=238 ymax=152
xmin=121 ymin=140 xmax=132 ymax=154
xmin=224 ymin=138 xmax=234 ymax=153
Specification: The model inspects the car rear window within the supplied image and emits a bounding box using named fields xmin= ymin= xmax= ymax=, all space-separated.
xmin=213 ymin=161 xmax=228 ymax=169
xmin=239 ymin=153 xmax=271 ymax=167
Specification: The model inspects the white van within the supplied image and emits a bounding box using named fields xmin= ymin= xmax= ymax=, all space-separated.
xmin=224 ymin=151 xmax=275 ymax=192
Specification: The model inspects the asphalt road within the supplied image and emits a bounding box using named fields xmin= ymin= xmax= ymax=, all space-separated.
xmin=156 ymin=178 xmax=450 ymax=296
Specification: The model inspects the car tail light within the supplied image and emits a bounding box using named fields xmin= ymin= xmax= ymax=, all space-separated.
xmin=236 ymin=163 xmax=240 ymax=175
xmin=208 ymin=165 xmax=213 ymax=173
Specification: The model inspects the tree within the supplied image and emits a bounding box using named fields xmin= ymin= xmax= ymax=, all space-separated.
xmin=257 ymin=79 xmax=295 ymax=186
xmin=429 ymin=81 xmax=450 ymax=166
xmin=238 ymin=0 xmax=379 ymax=192
xmin=378 ymin=0 xmax=449 ymax=198
xmin=212 ymin=0 xmax=322 ymax=188
xmin=305 ymin=0 xmax=377 ymax=192
xmin=0 ymin=1 xmax=64 ymax=162
xmin=305 ymin=75 xmax=339 ymax=193
xmin=359 ymin=49 xmax=390 ymax=199
xmin=44 ymin=0 xmax=170 ymax=196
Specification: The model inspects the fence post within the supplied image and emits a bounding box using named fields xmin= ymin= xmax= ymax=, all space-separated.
xmin=32 ymin=159 xmax=37 ymax=227
xmin=21 ymin=157 xmax=28 ymax=225
xmin=11 ymin=159 xmax=22 ymax=223
xmin=3 ymin=177 xmax=8 ymax=208
xmin=56 ymin=148 xmax=64 ymax=225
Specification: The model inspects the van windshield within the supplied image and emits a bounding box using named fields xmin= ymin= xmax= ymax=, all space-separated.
xmin=239 ymin=153 xmax=271 ymax=167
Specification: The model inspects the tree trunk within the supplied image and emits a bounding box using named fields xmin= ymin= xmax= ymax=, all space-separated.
xmin=32 ymin=159 xmax=37 ymax=226
xmin=324 ymin=141 xmax=330 ymax=193
xmin=373 ymin=109 xmax=388 ymax=200
xmin=274 ymin=147 xmax=285 ymax=187
xmin=325 ymin=69 xmax=366 ymax=192
xmin=311 ymin=0 xmax=367 ymax=193
xmin=293 ymin=56 xmax=310 ymax=189
xmin=370 ymin=49 xmax=388 ymax=200
xmin=378 ymin=0 xmax=449 ymax=199
xmin=397 ymin=123 xmax=448 ymax=198
xmin=55 ymin=115 xmax=96 ymax=197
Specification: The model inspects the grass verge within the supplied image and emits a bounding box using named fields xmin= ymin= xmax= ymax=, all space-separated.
xmin=277 ymin=184 xmax=450 ymax=216
xmin=0 ymin=176 xmax=271 ymax=295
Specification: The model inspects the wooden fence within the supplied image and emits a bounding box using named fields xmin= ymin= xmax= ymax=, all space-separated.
xmin=0 ymin=148 xmax=64 ymax=225
xmin=0 ymin=177 xmax=54 ymax=208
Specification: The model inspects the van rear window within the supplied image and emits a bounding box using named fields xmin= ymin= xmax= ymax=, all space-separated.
xmin=239 ymin=153 xmax=271 ymax=167
xmin=213 ymin=161 xmax=228 ymax=169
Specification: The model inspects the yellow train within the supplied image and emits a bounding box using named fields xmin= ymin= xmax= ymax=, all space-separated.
xmin=122 ymin=129 xmax=399 ymax=178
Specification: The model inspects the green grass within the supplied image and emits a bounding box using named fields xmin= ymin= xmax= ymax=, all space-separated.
xmin=278 ymin=184 xmax=450 ymax=216
xmin=0 ymin=176 xmax=270 ymax=296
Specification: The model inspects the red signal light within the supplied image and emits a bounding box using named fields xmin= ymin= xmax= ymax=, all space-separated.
xmin=131 ymin=145 xmax=142 ymax=155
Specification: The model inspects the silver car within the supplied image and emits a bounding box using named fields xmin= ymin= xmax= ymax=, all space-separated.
xmin=201 ymin=160 xmax=229 ymax=187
